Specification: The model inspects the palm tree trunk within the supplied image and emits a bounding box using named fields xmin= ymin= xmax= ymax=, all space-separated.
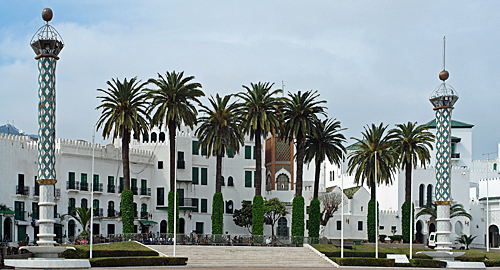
xmin=216 ymin=153 xmax=222 ymax=193
xmin=295 ymin=135 xmax=305 ymax=197
xmin=313 ymin=161 xmax=321 ymax=200
xmin=404 ymin=162 xmax=412 ymax=203
xmin=255 ymin=128 xmax=262 ymax=196
xmin=122 ymin=128 xmax=131 ymax=190
xmin=168 ymin=121 xmax=176 ymax=192
xmin=370 ymin=178 xmax=376 ymax=201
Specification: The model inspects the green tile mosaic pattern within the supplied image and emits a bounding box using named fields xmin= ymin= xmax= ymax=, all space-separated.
xmin=37 ymin=57 xmax=57 ymax=181
xmin=434 ymin=108 xmax=452 ymax=202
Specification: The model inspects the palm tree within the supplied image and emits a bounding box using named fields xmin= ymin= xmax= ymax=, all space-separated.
xmin=96 ymin=77 xmax=149 ymax=233
xmin=456 ymin=234 xmax=477 ymax=250
xmin=347 ymin=123 xmax=398 ymax=200
xmin=62 ymin=207 xmax=92 ymax=235
xmin=304 ymin=118 xmax=346 ymax=200
xmin=390 ymin=122 xmax=434 ymax=203
xmin=237 ymin=82 xmax=283 ymax=196
xmin=282 ymin=90 xmax=326 ymax=197
xmin=416 ymin=202 xmax=472 ymax=220
xmin=196 ymin=94 xmax=244 ymax=194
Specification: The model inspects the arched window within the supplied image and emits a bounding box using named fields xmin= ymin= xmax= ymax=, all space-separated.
xmin=228 ymin=176 xmax=234 ymax=186
xmin=427 ymin=184 xmax=433 ymax=205
xmin=81 ymin=198 xmax=88 ymax=210
xmin=143 ymin=133 xmax=149 ymax=143
xmin=159 ymin=132 xmax=166 ymax=142
xmin=226 ymin=200 xmax=234 ymax=214
xmin=494 ymin=163 xmax=498 ymax=171
xmin=151 ymin=132 xmax=157 ymax=142
xmin=221 ymin=176 xmax=225 ymax=186
xmin=277 ymin=174 xmax=289 ymax=191
xmin=68 ymin=220 xmax=75 ymax=238
xmin=418 ymin=184 xmax=425 ymax=207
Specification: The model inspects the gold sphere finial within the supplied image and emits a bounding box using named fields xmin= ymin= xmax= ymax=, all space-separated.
xmin=439 ymin=70 xmax=449 ymax=81
xmin=42 ymin=8 xmax=53 ymax=22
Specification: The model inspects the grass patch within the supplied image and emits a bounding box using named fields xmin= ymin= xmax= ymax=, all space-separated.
xmin=61 ymin=241 xmax=158 ymax=259
xmin=90 ymin=256 xmax=187 ymax=267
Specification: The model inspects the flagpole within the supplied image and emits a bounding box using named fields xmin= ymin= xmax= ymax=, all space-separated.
xmin=341 ymin=161 xmax=344 ymax=258
xmin=90 ymin=125 xmax=96 ymax=259
xmin=409 ymin=167 xmax=413 ymax=259
xmin=375 ymin=151 xmax=378 ymax=258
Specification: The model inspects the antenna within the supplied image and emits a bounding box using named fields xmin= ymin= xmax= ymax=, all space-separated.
xmin=443 ymin=36 xmax=446 ymax=71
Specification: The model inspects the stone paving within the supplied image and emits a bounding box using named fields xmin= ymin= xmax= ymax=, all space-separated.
xmin=147 ymin=244 xmax=335 ymax=268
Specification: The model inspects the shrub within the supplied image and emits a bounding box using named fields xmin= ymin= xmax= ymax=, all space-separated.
xmin=367 ymin=199 xmax=379 ymax=242
xmin=308 ymin=199 xmax=320 ymax=239
xmin=484 ymin=259 xmax=500 ymax=267
xmin=379 ymin=234 xmax=387 ymax=243
xmin=401 ymin=201 xmax=415 ymax=243
xmin=62 ymin=248 xmax=157 ymax=259
xmin=333 ymin=257 xmax=394 ymax=267
xmin=121 ymin=190 xmax=134 ymax=234
xmin=456 ymin=254 xmax=486 ymax=262
xmin=409 ymin=259 xmax=447 ymax=268
xmin=90 ymin=256 xmax=187 ymax=267
xmin=323 ymin=251 xmax=392 ymax=258
xmin=292 ymin=196 xmax=304 ymax=238
xmin=389 ymin=235 xmax=402 ymax=243
xmin=212 ymin=193 xmax=224 ymax=234
xmin=252 ymin=195 xmax=264 ymax=236
xmin=168 ymin=191 xmax=179 ymax=233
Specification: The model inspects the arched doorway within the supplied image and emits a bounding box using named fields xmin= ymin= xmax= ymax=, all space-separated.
xmin=429 ymin=223 xmax=436 ymax=233
xmin=160 ymin=220 xmax=167 ymax=234
xmin=3 ymin=218 xmax=11 ymax=242
xmin=179 ymin=218 xmax=185 ymax=234
xmin=68 ymin=220 xmax=75 ymax=240
xmin=489 ymin=225 xmax=499 ymax=248
xmin=277 ymin=217 xmax=288 ymax=237
xmin=416 ymin=221 xmax=423 ymax=244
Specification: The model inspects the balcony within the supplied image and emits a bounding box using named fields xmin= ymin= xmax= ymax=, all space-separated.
xmin=451 ymin=153 xmax=460 ymax=159
xmin=66 ymin=181 xmax=80 ymax=191
xmin=107 ymin=209 xmax=117 ymax=218
xmin=177 ymin=160 xmax=185 ymax=169
xmin=93 ymin=183 xmax=103 ymax=193
xmin=179 ymin=198 xmax=197 ymax=211
xmin=140 ymin=187 xmax=151 ymax=197
xmin=15 ymin=210 xmax=26 ymax=221
xmin=140 ymin=211 xmax=149 ymax=220
xmin=132 ymin=187 xmax=138 ymax=195
xmin=93 ymin=208 xmax=103 ymax=218
xmin=54 ymin=188 xmax=61 ymax=199
xmin=16 ymin=186 xmax=30 ymax=196
xmin=80 ymin=182 xmax=89 ymax=191
xmin=107 ymin=185 xmax=115 ymax=193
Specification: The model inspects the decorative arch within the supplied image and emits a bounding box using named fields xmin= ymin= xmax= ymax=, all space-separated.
xmin=426 ymin=184 xmax=433 ymax=205
xmin=489 ymin=224 xmax=499 ymax=248
xmin=159 ymin=132 xmax=166 ymax=142
xmin=160 ymin=220 xmax=167 ymax=234
xmin=419 ymin=184 xmax=425 ymax=207
xmin=151 ymin=132 xmax=157 ymax=142
xmin=143 ymin=133 xmax=149 ymax=143
xmin=416 ymin=220 xmax=424 ymax=244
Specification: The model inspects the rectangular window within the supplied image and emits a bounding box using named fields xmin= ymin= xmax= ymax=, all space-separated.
xmin=391 ymin=226 xmax=397 ymax=232
xmin=254 ymin=171 xmax=257 ymax=187
xmin=69 ymin=172 xmax=75 ymax=184
xmin=119 ymin=177 xmax=124 ymax=193
xmin=81 ymin=173 xmax=87 ymax=183
xmin=34 ymin=176 xmax=39 ymax=196
xmin=192 ymin=141 xmax=199 ymax=155
xmin=201 ymin=146 xmax=207 ymax=156
xmin=228 ymin=146 xmax=234 ymax=158
xmin=157 ymin=188 xmax=164 ymax=206
xmin=201 ymin=168 xmax=208 ymax=185
xmin=253 ymin=146 xmax=256 ymax=159
xmin=107 ymin=176 xmax=115 ymax=193
xmin=132 ymin=178 xmax=138 ymax=195
xmin=192 ymin=198 xmax=199 ymax=212
xmin=245 ymin=146 xmax=251 ymax=159
xmin=192 ymin=167 xmax=199 ymax=185
xmin=358 ymin=221 xmax=363 ymax=231
xmin=380 ymin=226 xmax=384 ymax=230
xmin=32 ymin=202 xmax=39 ymax=220
xmin=81 ymin=173 xmax=88 ymax=191
xmin=245 ymin=171 xmax=252 ymax=188
xmin=201 ymin=199 xmax=208 ymax=213
xmin=158 ymin=161 xmax=163 ymax=169
xmin=337 ymin=220 xmax=341 ymax=230
xmin=177 ymin=151 xmax=185 ymax=169
xmin=196 ymin=222 xmax=204 ymax=235
xmin=15 ymin=201 xmax=25 ymax=221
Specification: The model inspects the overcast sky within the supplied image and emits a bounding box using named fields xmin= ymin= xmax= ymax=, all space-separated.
xmin=1 ymin=1 xmax=498 ymax=159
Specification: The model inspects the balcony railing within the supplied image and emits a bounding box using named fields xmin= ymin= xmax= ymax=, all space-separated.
xmin=179 ymin=198 xmax=195 ymax=207
xmin=107 ymin=209 xmax=117 ymax=218
xmin=132 ymin=187 xmax=138 ymax=195
xmin=177 ymin=160 xmax=185 ymax=169
xmin=140 ymin=211 xmax=149 ymax=219
xmin=54 ymin=188 xmax=61 ymax=199
xmin=451 ymin=153 xmax=460 ymax=159
xmin=31 ymin=211 xmax=39 ymax=220
xmin=107 ymin=185 xmax=115 ymax=193
xmin=16 ymin=186 xmax=30 ymax=196
xmin=80 ymin=182 xmax=89 ymax=191
xmin=15 ymin=210 xmax=26 ymax=221
xmin=93 ymin=183 xmax=103 ymax=192
xmin=66 ymin=181 xmax=80 ymax=191
xmin=140 ymin=187 xmax=151 ymax=196
xmin=93 ymin=208 xmax=103 ymax=217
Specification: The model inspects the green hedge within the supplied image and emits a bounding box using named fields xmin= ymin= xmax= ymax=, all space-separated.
xmin=484 ymin=259 xmax=500 ymax=267
xmin=90 ymin=256 xmax=187 ymax=267
xmin=121 ymin=190 xmax=134 ymax=234
xmin=292 ymin=196 xmax=304 ymax=238
xmin=323 ymin=251 xmax=393 ymax=258
xmin=61 ymin=248 xmax=158 ymax=259
xmin=367 ymin=199 xmax=379 ymax=243
xmin=455 ymin=254 xmax=486 ymax=262
xmin=308 ymin=199 xmax=320 ymax=240
xmin=333 ymin=257 xmax=394 ymax=267
xmin=212 ymin=193 xmax=224 ymax=234
xmin=252 ymin=195 xmax=264 ymax=236
xmin=168 ymin=191 xmax=180 ymax=233
xmin=401 ymin=201 xmax=414 ymax=243
xmin=409 ymin=259 xmax=447 ymax=268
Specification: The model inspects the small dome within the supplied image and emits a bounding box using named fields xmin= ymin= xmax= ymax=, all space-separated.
xmin=439 ymin=70 xmax=449 ymax=81
xmin=42 ymin=8 xmax=53 ymax=22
